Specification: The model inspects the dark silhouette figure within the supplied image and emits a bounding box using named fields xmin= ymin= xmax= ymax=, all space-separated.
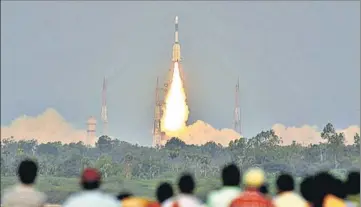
xmin=178 ymin=174 xmax=195 ymax=194
xmin=300 ymin=176 xmax=315 ymax=205
xmin=17 ymin=159 xmax=39 ymax=185
xmin=116 ymin=192 xmax=133 ymax=201
xmin=345 ymin=171 xmax=360 ymax=196
xmin=313 ymin=171 xmax=346 ymax=207
xmin=222 ymin=164 xmax=241 ymax=187
xmin=259 ymin=184 xmax=269 ymax=195
xmin=276 ymin=173 xmax=295 ymax=194
xmin=81 ymin=168 xmax=101 ymax=190
xmin=156 ymin=182 xmax=174 ymax=204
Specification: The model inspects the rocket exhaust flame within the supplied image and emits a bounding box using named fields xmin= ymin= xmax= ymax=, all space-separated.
xmin=161 ymin=62 xmax=189 ymax=136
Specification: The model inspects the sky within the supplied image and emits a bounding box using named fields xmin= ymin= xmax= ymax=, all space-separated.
xmin=1 ymin=1 xmax=360 ymax=145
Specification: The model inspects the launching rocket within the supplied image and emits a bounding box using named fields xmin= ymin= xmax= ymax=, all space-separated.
xmin=172 ymin=16 xmax=181 ymax=62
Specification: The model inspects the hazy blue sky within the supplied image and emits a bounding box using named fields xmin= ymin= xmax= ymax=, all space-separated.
xmin=1 ymin=1 xmax=360 ymax=145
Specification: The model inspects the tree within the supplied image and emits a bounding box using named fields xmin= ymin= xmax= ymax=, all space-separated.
xmin=164 ymin=137 xmax=186 ymax=150
xmin=354 ymin=133 xmax=360 ymax=149
xmin=321 ymin=123 xmax=345 ymax=168
xmin=96 ymin=135 xmax=113 ymax=153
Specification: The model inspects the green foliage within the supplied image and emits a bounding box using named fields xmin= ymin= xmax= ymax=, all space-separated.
xmin=1 ymin=123 xmax=359 ymax=203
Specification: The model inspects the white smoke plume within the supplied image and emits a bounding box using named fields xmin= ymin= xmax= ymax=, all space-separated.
xmin=1 ymin=109 xmax=359 ymax=147
xmin=1 ymin=108 xmax=87 ymax=144
xmin=176 ymin=120 xmax=241 ymax=146
xmin=272 ymin=124 xmax=360 ymax=146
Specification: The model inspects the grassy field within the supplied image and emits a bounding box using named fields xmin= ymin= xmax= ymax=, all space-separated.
xmin=1 ymin=176 xmax=221 ymax=204
xmin=1 ymin=170 xmax=346 ymax=204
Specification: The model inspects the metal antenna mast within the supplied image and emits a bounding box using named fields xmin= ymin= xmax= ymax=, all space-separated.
xmin=234 ymin=77 xmax=241 ymax=135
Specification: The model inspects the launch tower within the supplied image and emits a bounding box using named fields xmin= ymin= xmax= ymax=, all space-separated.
xmin=101 ymin=77 xmax=108 ymax=136
xmin=86 ymin=116 xmax=97 ymax=145
xmin=234 ymin=77 xmax=241 ymax=135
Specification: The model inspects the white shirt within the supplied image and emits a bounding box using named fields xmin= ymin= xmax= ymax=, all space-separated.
xmin=162 ymin=194 xmax=203 ymax=207
xmin=206 ymin=186 xmax=242 ymax=207
xmin=62 ymin=190 xmax=120 ymax=207
xmin=273 ymin=191 xmax=308 ymax=207
xmin=1 ymin=184 xmax=47 ymax=207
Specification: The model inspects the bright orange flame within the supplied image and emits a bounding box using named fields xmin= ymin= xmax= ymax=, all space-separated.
xmin=161 ymin=62 xmax=189 ymax=136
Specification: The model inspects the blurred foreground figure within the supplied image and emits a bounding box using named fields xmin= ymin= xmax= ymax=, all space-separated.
xmin=207 ymin=164 xmax=242 ymax=207
xmin=1 ymin=159 xmax=47 ymax=207
xmin=345 ymin=171 xmax=360 ymax=207
xmin=230 ymin=167 xmax=274 ymax=207
xmin=273 ymin=173 xmax=307 ymax=207
xmin=121 ymin=197 xmax=152 ymax=207
xmin=314 ymin=172 xmax=346 ymax=207
xmin=154 ymin=182 xmax=174 ymax=207
xmin=300 ymin=176 xmax=316 ymax=207
xmin=259 ymin=184 xmax=272 ymax=199
xmin=62 ymin=168 xmax=119 ymax=207
xmin=165 ymin=173 xmax=202 ymax=207
xmin=117 ymin=192 xmax=152 ymax=207
xmin=116 ymin=192 xmax=133 ymax=201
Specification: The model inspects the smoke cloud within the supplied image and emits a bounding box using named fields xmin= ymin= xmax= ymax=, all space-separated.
xmin=176 ymin=120 xmax=241 ymax=146
xmin=272 ymin=124 xmax=360 ymax=145
xmin=1 ymin=108 xmax=87 ymax=144
xmin=1 ymin=109 xmax=359 ymax=147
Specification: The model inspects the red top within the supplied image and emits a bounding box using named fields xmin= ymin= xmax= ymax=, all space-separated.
xmin=230 ymin=189 xmax=274 ymax=207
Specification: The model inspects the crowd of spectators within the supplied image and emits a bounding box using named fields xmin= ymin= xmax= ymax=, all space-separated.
xmin=1 ymin=159 xmax=359 ymax=207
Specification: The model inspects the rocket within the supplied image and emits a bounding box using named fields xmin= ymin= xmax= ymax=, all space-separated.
xmin=172 ymin=16 xmax=181 ymax=62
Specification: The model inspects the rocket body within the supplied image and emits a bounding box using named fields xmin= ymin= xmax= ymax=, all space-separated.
xmin=172 ymin=16 xmax=181 ymax=62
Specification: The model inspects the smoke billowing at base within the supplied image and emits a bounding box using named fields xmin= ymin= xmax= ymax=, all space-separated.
xmin=1 ymin=108 xmax=359 ymax=146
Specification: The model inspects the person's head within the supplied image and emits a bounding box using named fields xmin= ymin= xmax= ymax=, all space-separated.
xmin=314 ymin=171 xmax=346 ymax=199
xmin=300 ymin=176 xmax=315 ymax=204
xmin=259 ymin=184 xmax=269 ymax=196
xmin=117 ymin=192 xmax=133 ymax=201
xmin=156 ymin=182 xmax=174 ymax=204
xmin=178 ymin=173 xmax=195 ymax=194
xmin=276 ymin=173 xmax=295 ymax=194
xmin=345 ymin=171 xmax=360 ymax=196
xmin=222 ymin=163 xmax=240 ymax=187
xmin=17 ymin=159 xmax=38 ymax=185
xmin=312 ymin=171 xmax=345 ymax=207
xmin=80 ymin=168 xmax=101 ymax=190
xmin=243 ymin=167 xmax=265 ymax=189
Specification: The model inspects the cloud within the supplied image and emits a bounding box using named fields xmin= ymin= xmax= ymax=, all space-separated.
xmin=272 ymin=124 xmax=360 ymax=145
xmin=167 ymin=120 xmax=242 ymax=146
xmin=1 ymin=108 xmax=88 ymax=144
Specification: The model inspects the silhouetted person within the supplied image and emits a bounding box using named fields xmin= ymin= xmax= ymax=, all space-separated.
xmin=63 ymin=168 xmax=119 ymax=207
xmin=156 ymin=182 xmax=174 ymax=207
xmin=207 ymin=163 xmax=242 ymax=207
xmin=300 ymin=176 xmax=316 ymax=207
xmin=314 ymin=171 xmax=346 ymax=207
xmin=345 ymin=171 xmax=360 ymax=207
xmin=273 ymin=173 xmax=307 ymax=207
xmin=230 ymin=167 xmax=273 ymax=207
xmin=259 ymin=184 xmax=273 ymax=200
xmin=117 ymin=192 xmax=133 ymax=201
xmin=1 ymin=159 xmax=47 ymax=207
xmin=166 ymin=173 xmax=202 ymax=207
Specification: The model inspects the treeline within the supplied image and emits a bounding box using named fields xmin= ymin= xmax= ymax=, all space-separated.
xmin=1 ymin=123 xmax=360 ymax=179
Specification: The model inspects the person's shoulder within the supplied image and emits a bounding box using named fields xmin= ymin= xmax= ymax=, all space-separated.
xmin=1 ymin=185 xmax=15 ymax=202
